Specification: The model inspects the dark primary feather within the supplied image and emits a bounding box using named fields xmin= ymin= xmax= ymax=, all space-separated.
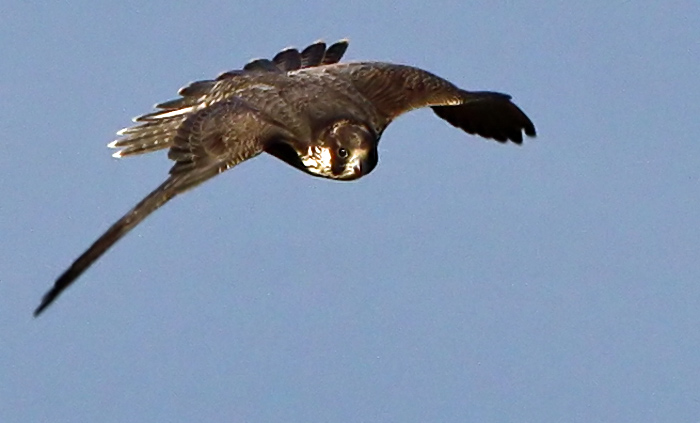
xmin=432 ymin=91 xmax=536 ymax=144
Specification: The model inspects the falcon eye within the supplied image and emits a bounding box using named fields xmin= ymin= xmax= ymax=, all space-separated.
xmin=337 ymin=147 xmax=349 ymax=159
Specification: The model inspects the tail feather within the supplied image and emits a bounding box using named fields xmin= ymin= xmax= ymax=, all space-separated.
xmin=273 ymin=48 xmax=302 ymax=72
xmin=322 ymin=40 xmax=349 ymax=65
xmin=152 ymin=98 xmax=197 ymax=112
xmin=110 ymin=116 xmax=185 ymax=157
xmin=300 ymin=41 xmax=327 ymax=67
xmin=109 ymin=39 xmax=352 ymax=159
xmin=215 ymin=39 xmax=350 ymax=81
xmin=177 ymin=80 xmax=217 ymax=98
xmin=243 ymin=58 xmax=282 ymax=72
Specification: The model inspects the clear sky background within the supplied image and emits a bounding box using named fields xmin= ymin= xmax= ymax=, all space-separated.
xmin=2 ymin=1 xmax=699 ymax=422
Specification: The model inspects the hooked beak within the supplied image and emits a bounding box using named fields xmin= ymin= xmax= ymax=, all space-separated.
xmin=344 ymin=154 xmax=376 ymax=180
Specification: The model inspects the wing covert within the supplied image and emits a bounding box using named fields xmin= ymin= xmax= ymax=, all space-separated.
xmin=167 ymin=97 xmax=294 ymax=175
xmin=329 ymin=62 xmax=536 ymax=143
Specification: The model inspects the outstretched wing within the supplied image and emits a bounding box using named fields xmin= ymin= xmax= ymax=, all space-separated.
xmin=35 ymin=99 xmax=288 ymax=316
xmin=326 ymin=62 xmax=536 ymax=144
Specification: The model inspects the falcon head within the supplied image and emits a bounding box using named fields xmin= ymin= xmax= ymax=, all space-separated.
xmin=301 ymin=120 xmax=378 ymax=181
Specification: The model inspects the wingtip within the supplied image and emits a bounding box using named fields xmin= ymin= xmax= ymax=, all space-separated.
xmin=33 ymin=291 xmax=55 ymax=317
xmin=526 ymin=124 xmax=537 ymax=138
xmin=33 ymin=304 xmax=46 ymax=317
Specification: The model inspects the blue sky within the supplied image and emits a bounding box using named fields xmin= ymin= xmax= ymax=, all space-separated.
xmin=2 ymin=1 xmax=699 ymax=422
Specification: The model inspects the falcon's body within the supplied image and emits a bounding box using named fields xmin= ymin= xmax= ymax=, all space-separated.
xmin=35 ymin=40 xmax=536 ymax=316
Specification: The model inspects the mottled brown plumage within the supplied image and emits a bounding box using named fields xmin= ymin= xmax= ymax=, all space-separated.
xmin=35 ymin=39 xmax=536 ymax=316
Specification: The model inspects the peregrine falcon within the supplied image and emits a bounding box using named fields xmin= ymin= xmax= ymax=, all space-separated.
xmin=34 ymin=39 xmax=536 ymax=316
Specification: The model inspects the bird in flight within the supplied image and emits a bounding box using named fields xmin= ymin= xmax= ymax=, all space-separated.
xmin=35 ymin=39 xmax=536 ymax=316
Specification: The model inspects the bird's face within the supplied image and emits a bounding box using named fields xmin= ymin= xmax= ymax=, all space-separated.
xmin=302 ymin=120 xmax=378 ymax=181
